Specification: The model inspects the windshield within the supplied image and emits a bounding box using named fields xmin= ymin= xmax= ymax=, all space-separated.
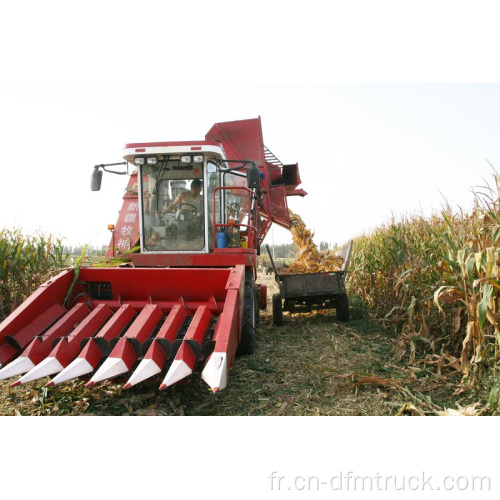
xmin=139 ymin=156 xmax=256 ymax=252
xmin=141 ymin=157 xmax=207 ymax=252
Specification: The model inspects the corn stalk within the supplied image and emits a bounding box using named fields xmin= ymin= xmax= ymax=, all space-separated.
xmin=0 ymin=229 xmax=69 ymax=321
xmin=348 ymin=173 xmax=500 ymax=387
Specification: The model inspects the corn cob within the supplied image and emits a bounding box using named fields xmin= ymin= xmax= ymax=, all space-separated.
xmin=286 ymin=210 xmax=343 ymax=274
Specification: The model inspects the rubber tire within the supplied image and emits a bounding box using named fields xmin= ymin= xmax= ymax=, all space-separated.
xmin=236 ymin=273 xmax=257 ymax=356
xmin=336 ymin=293 xmax=349 ymax=322
xmin=272 ymin=293 xmax=284 ymax=326
xmin=254 ymin=285 xmax=260 ymax=326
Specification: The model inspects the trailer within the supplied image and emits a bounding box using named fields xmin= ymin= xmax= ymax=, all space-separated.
xmin=268 ymin=241 xmax=353 ymax=325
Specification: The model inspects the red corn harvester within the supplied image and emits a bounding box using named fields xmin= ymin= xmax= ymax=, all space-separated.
xmin=0 ymin=117 xmax=306 ymax=392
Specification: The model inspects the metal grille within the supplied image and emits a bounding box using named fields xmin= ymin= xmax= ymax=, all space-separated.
xmin=264 ymin=145 xmax=283 ymax=168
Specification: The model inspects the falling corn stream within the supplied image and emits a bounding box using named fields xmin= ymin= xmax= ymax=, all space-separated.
xmin=286 ymin=210 xmax=343 ymax=274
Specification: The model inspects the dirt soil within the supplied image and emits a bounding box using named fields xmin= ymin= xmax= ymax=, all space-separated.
xmin=0 ymin=272 xmax=483 ymax=416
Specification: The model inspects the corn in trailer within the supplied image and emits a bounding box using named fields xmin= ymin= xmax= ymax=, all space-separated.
xmin=0 ymin=118 xmax=307 ymax=392
xmin=268 ymin=241 xmax=353 ymax=326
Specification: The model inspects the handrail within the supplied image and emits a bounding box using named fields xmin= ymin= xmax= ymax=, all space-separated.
xmin=212 ymin=186 xmax=258 ymax=249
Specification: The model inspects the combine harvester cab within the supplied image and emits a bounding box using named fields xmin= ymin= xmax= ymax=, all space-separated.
xmin=0 ymin=117 xmax=306 ymax=392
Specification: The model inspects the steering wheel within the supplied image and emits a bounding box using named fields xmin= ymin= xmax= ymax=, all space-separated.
xmin=174 ymin=202 xmax=199 ymax=221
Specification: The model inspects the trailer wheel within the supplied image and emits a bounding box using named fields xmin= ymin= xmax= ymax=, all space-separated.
xmin=272 ymin=293 xmax=284 ymax=326
xmin=336 ymin=293 xmax=349 ymax=322
xmin=237 ymin=273 xmax=257 ymax=356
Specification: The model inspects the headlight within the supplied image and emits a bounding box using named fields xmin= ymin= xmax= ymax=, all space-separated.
xmin=193 ymin=155 xmax=203 ymax=163
xmin=147 ymin=157 xmax=157 ymax=165
xmin=135 ymin=157 xmax=145 ymax=165
xmin=180 ymin=155 xmax=191 ymax=163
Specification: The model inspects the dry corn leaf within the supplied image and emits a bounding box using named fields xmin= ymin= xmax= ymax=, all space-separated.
xmin=436 ymin=402 xmax=481 ymax=416
xmin=396 ymin=403 xmax=424 ymax=416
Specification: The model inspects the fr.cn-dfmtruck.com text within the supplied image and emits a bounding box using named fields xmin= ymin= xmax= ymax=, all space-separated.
xmin=268 ymin=471 xmax=492 ymax=492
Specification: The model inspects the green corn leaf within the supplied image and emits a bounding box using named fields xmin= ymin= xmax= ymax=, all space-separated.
xmin=489 ymin=380 xmax=500 ymax=411
xmin=478 ymin=283 xmax=493 ymax=330
xmin=492 ymin=227 xmax=500 ymax=245
xmin=465 ymin=252 xmax=475 ymax=284
xmin=442 ymin=231 xmax=458 ymax=253
xmin=63 ymin=245 xmax=87 ymax=307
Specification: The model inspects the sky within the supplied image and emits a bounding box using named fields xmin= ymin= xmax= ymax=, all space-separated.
xmin=0 ymin=84 xmax=498 ymax=250
xmin=1 ymin=1 xmax=499 ymax=252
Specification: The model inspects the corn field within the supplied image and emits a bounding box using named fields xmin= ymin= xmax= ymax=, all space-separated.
xmin=4 ymin=173 xmax=500 ymax=411
xmin=0 ymin=229 xmax=68 ymax=321
xmin=348 ymin=173 xmax=500 ymax=401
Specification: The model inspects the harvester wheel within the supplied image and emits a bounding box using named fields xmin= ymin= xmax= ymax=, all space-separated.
xmin=236 ymin=273 xmax=257 ymax=356
xmin=272 ymin=293 xmax=284 ymax=326
xmin=254 ymin=286 xmax=260 ymax=326
xmin=336 ymin=293 xmax=349 ymax=322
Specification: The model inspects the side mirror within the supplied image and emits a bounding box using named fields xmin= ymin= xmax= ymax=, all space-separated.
xmin=91 ymin=167 xmax=103 ymax=191
xmin=246 ymin=162 xmax=260 ymax=190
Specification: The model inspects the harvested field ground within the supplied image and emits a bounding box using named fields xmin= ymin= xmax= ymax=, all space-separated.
xmin=0 ymin=272 xmax=484 ymax=416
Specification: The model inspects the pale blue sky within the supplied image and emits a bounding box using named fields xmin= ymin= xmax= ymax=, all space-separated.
xmin=1 ymin=83 xmax=498 ymax=248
